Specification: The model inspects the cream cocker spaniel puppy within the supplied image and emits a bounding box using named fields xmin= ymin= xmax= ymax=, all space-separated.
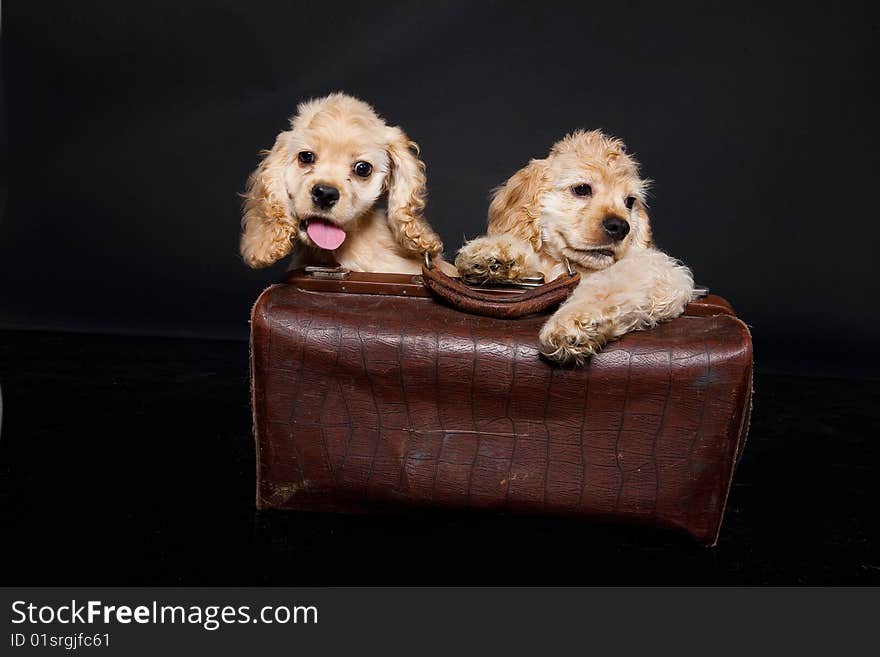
xmin=456 ymin=130 xmax=695 ymax=364
xmin=241 ymin=93 xmax=452 ymax=274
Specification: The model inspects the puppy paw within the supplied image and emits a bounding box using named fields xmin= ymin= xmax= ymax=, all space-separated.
xmin=539 ymin=312 xmax=611 ymax=365
xmin=455 ymin=235 xmax=539 ymax=284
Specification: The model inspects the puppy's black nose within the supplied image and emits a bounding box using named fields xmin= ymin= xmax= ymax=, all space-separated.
xmin=602 ymin=216 xmax=630 ymax=241
xmin=311 ymin=184 xmax=340 ymax=209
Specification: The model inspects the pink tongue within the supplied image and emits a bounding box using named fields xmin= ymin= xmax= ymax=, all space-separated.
xmin=306 ymin=219 xmax=346 ymax=250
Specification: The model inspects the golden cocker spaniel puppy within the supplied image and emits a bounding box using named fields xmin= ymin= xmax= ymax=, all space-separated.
xmin=241 ymin=93 xmax=452 ymax=274
xmin=456 ymin=130 xmax=696 ymax=364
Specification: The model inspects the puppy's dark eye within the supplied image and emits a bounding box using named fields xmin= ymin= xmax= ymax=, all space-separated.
xmin=625 ymin=196 xmax=636 ymax=210
xmin=353 ymin=161 xmax=372 ymax=178
xmin=297 ymin=151 xmax=315 ymax=164
xmin=572 ymin=184 xmax=592 ymax=197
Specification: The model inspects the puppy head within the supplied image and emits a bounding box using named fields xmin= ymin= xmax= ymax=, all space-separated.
xmin=240 ymin=93 xmax=441 ymax=268
xmin=488 ymin=130 xmax=651 ymax=271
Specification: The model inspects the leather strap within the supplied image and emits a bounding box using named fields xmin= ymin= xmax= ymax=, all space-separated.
xmin=420 ymin=262 xmax=580 ymax=318
xmin=282 ymin=268 xmax=732 ymax=318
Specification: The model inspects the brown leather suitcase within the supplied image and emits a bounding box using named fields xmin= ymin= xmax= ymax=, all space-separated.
xmin=250 ymin=268 xmax=753 ymax=546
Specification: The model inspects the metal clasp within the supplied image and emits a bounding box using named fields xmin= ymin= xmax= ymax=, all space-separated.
xmin=460 ymin=275 xmax=547 ymax=289
xmin=304 ymin=265 xmax=350 ymax=280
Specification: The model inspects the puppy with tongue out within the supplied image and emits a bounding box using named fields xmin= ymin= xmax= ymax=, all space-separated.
xmin=240 ymin=93 xmax=455 ymax=275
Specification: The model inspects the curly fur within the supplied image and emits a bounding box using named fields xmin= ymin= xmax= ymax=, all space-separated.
xmin=456 ymin=130 xmax=695 ymax=364
xmin=240 ymin=93 xmax=449 ymax=274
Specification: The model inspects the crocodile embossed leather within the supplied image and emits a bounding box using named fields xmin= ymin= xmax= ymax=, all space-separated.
xmin=250 ymin=272 xmax=752 ymax=545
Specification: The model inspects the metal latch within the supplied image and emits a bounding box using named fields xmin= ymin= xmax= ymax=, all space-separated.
xmin=460 ymin=273 xmax=546 ymax=289
xmin=304 ymin=265 xmax=350 ymax=280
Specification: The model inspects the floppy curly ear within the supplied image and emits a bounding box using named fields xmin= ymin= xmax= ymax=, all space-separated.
xmin=385 ymin=127 xmax=443 ymax=256
xmin=487 ymin=159 xmax=548 ymax=250
xmin=240 ymin=132 xmax=296 ymax=268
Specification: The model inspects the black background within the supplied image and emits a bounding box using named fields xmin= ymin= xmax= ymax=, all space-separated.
xmin=2 ymin=0 xmax=878 ymax=370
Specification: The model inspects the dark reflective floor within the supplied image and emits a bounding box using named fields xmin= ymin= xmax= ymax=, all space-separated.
xmin=0 ymin=330 xmax=877 ymax=585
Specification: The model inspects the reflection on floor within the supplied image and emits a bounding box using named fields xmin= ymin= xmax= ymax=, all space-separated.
xmin=0 ymin=330 xmax=876 ymax=584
